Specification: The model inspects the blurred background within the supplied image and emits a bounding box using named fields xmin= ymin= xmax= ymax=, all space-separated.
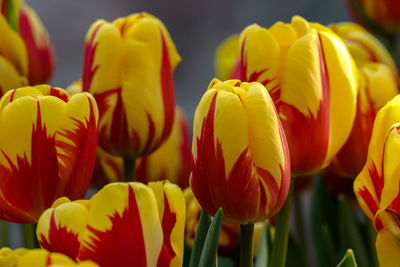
xmin=28 ymin=0 xmax=350 ymax=126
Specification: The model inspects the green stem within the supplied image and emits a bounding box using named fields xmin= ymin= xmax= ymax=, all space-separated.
xmin=22 ymin=223 xmax=37 ymax=249
xmin=123 ymin=157 xmax=136 ymax=182
xmin=240 ymin=223 xmax=254 ymax=267
xmin=268 ymin=182 xmax=294 ymax=267
xmin=0 ymin=220 xmax=9 ymax=247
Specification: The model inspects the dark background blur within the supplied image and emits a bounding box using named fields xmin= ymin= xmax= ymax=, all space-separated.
xmin=28 ymin=0 xmax=350 ymax=126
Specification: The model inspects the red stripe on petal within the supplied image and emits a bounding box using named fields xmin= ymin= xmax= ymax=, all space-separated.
xmin=159 ymin=30 xmax=176 ymax=144
xmin=39 ymin=211 xmax=80 ymax=260
xmin=77 ymin=186 xmax=147 ymax=267
xmin=96 ymin=88 xmax=140 ymax=157
xmin=56 ymin=98 xmax=98 ymax=200
xmin=358 ymin=186 xmax=379 ymax=218
xmin=0 ymin=102 xmax=60 ymax=221
xmin=82 ymin=23 xmax=102 ymax=92
xmin=18 ymin=6 xmax=55 ymax=85
xmin=157 ymin=193 xmax=177 ymax=267
xmin=49 ymin=88 xmax=69 ymax=103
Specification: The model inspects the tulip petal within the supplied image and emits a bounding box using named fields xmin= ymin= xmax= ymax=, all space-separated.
xmin=78 ymin=183 xmax=163 ymax=267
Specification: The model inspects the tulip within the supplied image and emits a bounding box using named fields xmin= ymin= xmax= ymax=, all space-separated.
xmin=346 ymin=0 xmax=400 ymax=34
xmin=0 ymin=1 xmax=55 ymax=95
xmin=82 ymin=12 xmax=181 ymax=160
xmin=18 ymin=4 xmax=55 ymax=85
xmin=0 ymin=85 xmax=98 ymax=223
xmin=327 ymin=62 xmax=398 ymax=178
xmin=239 ymin=16 xmax=358 ymax=175
xmin=329 ymin=22 xmax=397 ymax=72
xmin=191 ymin=79 xmax=290 ymax=224
xmin=214 ymin=34 xmax=240 ymax=81
xmin=354 ymin=94 xmax=400 ymax=267
xmin=37 ymin=181 xmax=186 ymax=267
xmin=0 ymin=248 xmax=98 ymax=267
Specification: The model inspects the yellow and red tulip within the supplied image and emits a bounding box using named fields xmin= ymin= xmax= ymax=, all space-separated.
xmin=88 ymin=107 xmax=191 ymax=189
xmin=346 ymin=0 xmax=400 ymax=33
xmin=82 ymin=12 xmax=181 ymax=158
xmin=37 ymin=181 xmax=186 ymax=267
xmin=354 ymin=95 xmax=400 ymax=267
xmin=191 ymin=79 xmax=290 ymax=224
xmin=0 ymin=248 xmax=98 ymax=267
xmin=238 ymin=16 xmax=358 ymax=175
xmin=18 ymin=4 xmax=55 ymax=85
xmin=0 ymin=85 xmax=98 ymax=223
xmin=328 ymin=62 xmax=398 ymax=178
xmin=0 ymin=1 xmax=54 ymax=95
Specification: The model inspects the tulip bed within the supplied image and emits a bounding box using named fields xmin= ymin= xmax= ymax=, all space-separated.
xmin=0 ymin=0 xmax=400 ymax=267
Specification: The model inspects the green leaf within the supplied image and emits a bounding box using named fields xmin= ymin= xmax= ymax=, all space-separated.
xmin=199 ymin=208 xmax=223 ymax=267
xmin=254 ymin=221 xmax=271 ymax=267
xmin=338 ymin=196 xmax=369 ymax=267
xmin=189 ymin=209 xmax=211 ymax=267
xmin=337 ymin=249 xmax=358 ymax=267
xmin=311 ymin=176 xmax=340 ymax=266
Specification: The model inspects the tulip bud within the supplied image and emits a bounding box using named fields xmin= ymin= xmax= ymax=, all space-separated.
xmin=191 ymin=79 xmax=290 ymax=224
xmin=82 ymin=12 xmax=181 ymax=158
xmin=354 ymin=95 xmax=400 ymax=267
xmin=0 ymin=85 xmax=98 ymax=223
xmin=18 ymin=4 xmax=55 ymax=85
xmin=239 ymin=16 xmax=358 ymax=175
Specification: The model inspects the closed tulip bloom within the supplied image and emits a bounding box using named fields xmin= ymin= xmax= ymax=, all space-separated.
xmin=329 ymin=22 xmax=397 ymax=72
xmin=214 ymin=34 xmax=240 ymax=81
xmin=328 ymin=63 xmax=398 ymax=178
xmin=191 ymin=79 xmax=290 ymax=223
xmin=82 ymin=12 xmax=181 ymax=158
xmin=0 ymin=85 xmax=98 ymax=223
xmin=239 ymin=16 xmax=358 ymax=175
xmin=354 ymin=95 xmax=400 ymax=267
xmin=0 ymin=4 xmax=28 ymax=94
xmin=18 ymin=4 xmax=55 ymax=85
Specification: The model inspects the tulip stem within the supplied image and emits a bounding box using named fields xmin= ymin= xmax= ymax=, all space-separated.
xmin=0 ymin=220 xmax=9 ymax=247
xmin=268 ymin=182 xmax=294 ymax=267
xmin=240 ymin=223 xmax=254 ymax=267
xmin=123 ymin=157 xmax=136 ymax=182
xmin=22 ymin=223 xmax=37 ymax=249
